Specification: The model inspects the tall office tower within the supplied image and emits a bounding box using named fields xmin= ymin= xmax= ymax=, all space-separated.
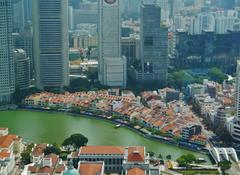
xmin=13 ymin=23 xmax=34 ymax=78
xmin=14 ymin=49 xmax=30 ymax=90
xmin=191 ymin=13 xmax=215 ymax=34
xmin=68 ymin=6 xmax=74 ymax=30
xmin=12 ymin=0 xmax=25 ymax=32
xmin=232 ymin=60 xmax=240 ymax=142
xmin=157 ymin=0 xmax=170 ymax=22
xmin=0 ymin=0 xmax=15 ymax=104
xmin=98 ymin=0 xmax=127 ymax=88
xmin=24 ymin=0 xmax=32 ymax=22
xmin=122 ymin=0 xmax=141 ymax=17
xmin=140 ymin=0 xmax=168 ymax=85
xmin=33 ymin=0 xmax=69 ymax=90
xmin=215 ymin=16 xmax=236 ymax=34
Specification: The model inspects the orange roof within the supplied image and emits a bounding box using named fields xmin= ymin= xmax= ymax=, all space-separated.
xmin=79 ymin=162 xmax=103 ymax=175
xmin=0 ymin=134 xmax=18 ymax=148
xmin=0 ymin=128 xmax=8 ymax=131
xmin=37 ymin=166 xmax=54 ymax=174
xmin=45 ymin=153 xmax=59 ymax=167
xmin=127 ymin=147 xmax=145 ymax=162
xmin=28 ymin=166 xmax=37 ymax=173
xmin=32 ymin=143 xmax=48 ymax=157
xmin=127 ymin=167 xmax=145 ymax=175
xmin=0 ymin=150 xmax=10 ymax=159
xmin=79 ymin=146 xmax=124 ymax=155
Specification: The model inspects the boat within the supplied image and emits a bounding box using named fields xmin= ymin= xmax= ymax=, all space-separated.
xmin=197 ymin=158 xmax=206 ymax=162
xmin=115 ymin=124 xmax=121 ymax=128
xmin=107 ymin=116 xmax=112 ymax=119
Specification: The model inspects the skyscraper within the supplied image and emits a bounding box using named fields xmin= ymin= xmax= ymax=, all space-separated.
xmin=232 ymin=60 xmax=240 ymax=142
xmin=14 ymin=49 xmax=30 ymax=90
xmin=0 ymin=0 xmax=15 ymax=104
xmin=13 ymin=0 xmax=25 ymax=32
xmin=98 ymin=0 xmax=127 ymax=88
xmin=33 ymin=0 xmax=69 ymax=90
xmin=139 ymin=0 xmax=168 ymax=85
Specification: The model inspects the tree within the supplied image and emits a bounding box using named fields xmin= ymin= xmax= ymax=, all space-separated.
xmin=62 ymin=133 xmax=88 ymax=149
xmin=148 ymin=151 xmax=155 ymax=157
xmin=218 ymin=160 xmax=231 ymax=174
xmin=158 ymin=154 xmax=163 ymax=159
xmin=21 ymin=143 xmax=34 ymax=165
xmin=177 ymin=154 xmax=196 ymax=167
xmin=44 ymin=144 xmax=61 ymax=155
xmin=166 ymin=154 xmax=172 ymax=160
xmin=21 ymin=152 xmax=31 ymax=165
xmin=208 ymin=67 xmax=227 ymax=83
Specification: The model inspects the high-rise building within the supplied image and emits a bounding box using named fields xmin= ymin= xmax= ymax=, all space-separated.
xmin=0 ymin=0 xmax=15 ymax=104
xmin=157 ymin=0 xmax=170 ymax=22
xmin=13 ymin=0 xmax=25 ymax=32
xmin=215 ymin=16 xmax=236 ymax=34
xmin=33 ymin=0 xmax=69 ymax=90
xmin=98 ymin=0 xmax=127 ymax=88
xmin=232 ymin=60 xmax=240 ymax=142
xmin=12 ymin=23 xmax=34 ymax=78
xmin=23 ymin=0 xmax=32 ymax=22
xmin=68 ymin=6 xmax=74 ymax=30
xmin=139 ymin=0 xmax=168 ymax=84
xmin=14 ymin=49 xmax=30 ymax=90
xmin=191 ymin=13 xmax=215 ymax=34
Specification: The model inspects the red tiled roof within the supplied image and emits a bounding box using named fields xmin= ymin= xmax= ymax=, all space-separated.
xmin=79 ymin=146 xmax=124 ymax=155
xmin=32 ymin=143 xmax=47 ymax=157
xmin=0 ymin=128 xmax=8 ymax=131
xmin=127 ymin=147 xmax=145 ymax=162
xmin=0 ymin=134 xmax=18 ymax=148
xmin=79 ymin=162 xmax=103 ymax=175
xmin=0 ymin=150 xmax=10 ymax=159
xmin=28 ymin=166 xmax=37 ymax=173
xmin=37 ymin=166 xmax=54 ymax=174
xmin=127 ymin=167 xmax=145 ymax=175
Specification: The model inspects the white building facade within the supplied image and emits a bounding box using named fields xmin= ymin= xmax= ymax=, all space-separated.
xmin=98 ymin=0 xmax=127 ymax=88
xmin=232 ymin=60 xmax=240 ymax=142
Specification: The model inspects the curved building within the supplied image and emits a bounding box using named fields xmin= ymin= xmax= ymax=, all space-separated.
xmin=14 ymin=49 xmax=30 ymax=90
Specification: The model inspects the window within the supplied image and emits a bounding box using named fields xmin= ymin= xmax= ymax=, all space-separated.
xmin=144 ymin=36 xmax=153 ymax=46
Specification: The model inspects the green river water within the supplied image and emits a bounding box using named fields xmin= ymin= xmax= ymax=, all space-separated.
xmin=0 ymin=110 xmax=211 ymax=161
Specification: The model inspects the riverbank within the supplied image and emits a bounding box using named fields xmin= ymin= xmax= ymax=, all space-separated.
xmin=0 ymin=110 xmax=212 ymax=162
xmin=18 ymin=106 xmax=208 ymax=154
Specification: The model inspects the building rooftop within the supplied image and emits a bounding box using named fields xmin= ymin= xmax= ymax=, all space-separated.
xmin=127 ymin=146 xmax=145 ymax=162
xmin=78 ymin=162 xmax=103 ymax=175
xmin=127 ymin=167 xmax=145 ymax=175
xmin=79 ymin=146 xmax=124 ymax=155
xmin=0 ymin=134 xmax=19 ymax=148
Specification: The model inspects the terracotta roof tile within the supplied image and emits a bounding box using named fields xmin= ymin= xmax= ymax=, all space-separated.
xmin=32 ymin=143 xmax=48 ymax=157
xmin=0 ymin=150 xmax=10 ymax=159
xmin=127 ymin=167 xmax=145 ymax=175
xmin=79 ymin=146 xmax=124 ymax=155
xmin=127 ymin=147 xmax=145 ymax=162
xmin=79 ymin=162 xmax=103 ymax=175
xmin=0 ymin=134 xmax=18 ymax=148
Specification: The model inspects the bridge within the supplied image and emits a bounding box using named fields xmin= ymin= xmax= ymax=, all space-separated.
xmin=209 ymin=147 xmax=239 ymax=163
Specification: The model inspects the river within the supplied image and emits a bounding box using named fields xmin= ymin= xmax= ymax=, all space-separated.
xmin=0 ymin=110 xmax=211 ymax=161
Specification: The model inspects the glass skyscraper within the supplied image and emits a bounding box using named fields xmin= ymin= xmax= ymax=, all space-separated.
xmin=32 ymin=0 xmax=69 ymax=90
xmin=0 ymin=0 xmax=15 ymax=104
xmin=140 ymin=0 xmax=168 ymax=85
